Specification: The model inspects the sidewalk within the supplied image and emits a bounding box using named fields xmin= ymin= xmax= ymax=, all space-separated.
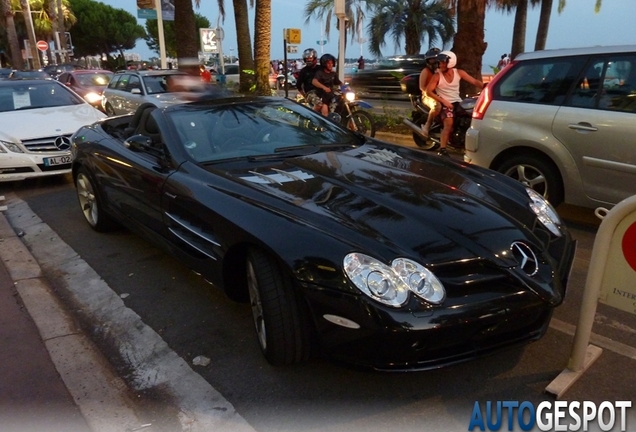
xmin=0 ymin=207 xmax=144 ymax=432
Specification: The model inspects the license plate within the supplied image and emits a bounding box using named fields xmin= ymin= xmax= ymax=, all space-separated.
xmin=44 ymin=155 xmax=72 ymax=166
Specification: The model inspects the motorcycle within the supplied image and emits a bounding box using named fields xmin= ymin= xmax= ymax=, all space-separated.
xmin=298 ymin=84 xmax=376 ymax=138
xmin=400 ymin=73 xmax=476 ymax=151
xmin=276 ymin=72 xmax=297 ymax=90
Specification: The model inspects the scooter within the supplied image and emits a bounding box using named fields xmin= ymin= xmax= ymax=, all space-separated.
xmin=400 ymin=75 xmax=476 ymax=151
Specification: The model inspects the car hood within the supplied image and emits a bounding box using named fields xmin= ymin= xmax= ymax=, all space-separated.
xmin=0 ymin=105 xmax=105 ymax=141
xmin=225 ymin=145 xmax=537 ymax=260
xmin=220 ymin=144 xmax=564 ymax=303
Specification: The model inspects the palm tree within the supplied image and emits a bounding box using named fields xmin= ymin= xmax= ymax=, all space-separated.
xmin=253 ymin=0 xmax=271 ymax=95
xmin=366 ymin=0 xmax=455 ymax=57
xmin=304 ymin=0 xmax=372 ymax=47
xmin=2 ymin=0 xmax=24 ymax=68
xmin=232 ymin=0 xmax=254 ymax=92
xmin=174 ymin=0 xmax=200 ymax=61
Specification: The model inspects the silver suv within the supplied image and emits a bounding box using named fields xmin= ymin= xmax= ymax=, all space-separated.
xmin=465 ymin=45 xmax=636 ymax=209
xmin=102 ymin=69 xmax=189 ymax=116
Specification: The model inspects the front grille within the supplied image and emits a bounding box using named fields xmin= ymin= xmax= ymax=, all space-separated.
xmin=21 ymin=135 xmax=72 ymax=152
xmin=36 ymin=163 xmax=72 ymax=172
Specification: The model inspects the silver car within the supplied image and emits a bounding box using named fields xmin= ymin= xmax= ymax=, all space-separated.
xmin=465 ymin=44 xmax=636 ymax=209
xmin=102 ymin=69 xmax=191 ymax=116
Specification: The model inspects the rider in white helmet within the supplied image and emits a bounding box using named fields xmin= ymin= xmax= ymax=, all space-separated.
xmin=426 ymin=50 xmax=483 ymax=157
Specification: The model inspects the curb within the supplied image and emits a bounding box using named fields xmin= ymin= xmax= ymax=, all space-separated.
xmin=1 ymin=193 xmax=256 ymax=432
xmin=0 ymin=201 xmax=144 ymax=432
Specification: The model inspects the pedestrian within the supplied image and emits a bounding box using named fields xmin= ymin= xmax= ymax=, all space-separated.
xmin=199 ymin=64 xmax=211 ymax=83
xmin=496 ymin=54 xmax=507 ymax=71
xmin=357 ymin=56 xmax=365 ymax=70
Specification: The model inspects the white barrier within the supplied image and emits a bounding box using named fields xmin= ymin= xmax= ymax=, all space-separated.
xmin=0 ymin=195 xmax=6 ymax=212
xmin=546 ymin=195 xmax=636 ymax=398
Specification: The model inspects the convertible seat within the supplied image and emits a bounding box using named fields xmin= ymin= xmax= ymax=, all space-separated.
xmin=124 ymin=103 xmax=158 ymax=138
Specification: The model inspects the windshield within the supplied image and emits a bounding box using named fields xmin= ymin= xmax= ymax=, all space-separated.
xmin=166 ymin=99 xmax=360 ymax=163
xmin=76 ymin=73 xmax=112 ymax=86
xmin=0 ymin=81 xmax=85 ymax=112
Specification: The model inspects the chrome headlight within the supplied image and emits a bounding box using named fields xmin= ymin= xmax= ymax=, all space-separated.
xmin=345 ymin=91 xmax=356 ymax=102
xmin=0 ymin=140 xmax=24 ymax=153
xmin=526 ymin=188 xmax=562 ymax=236
xmin=343 ymin=253 xmax=445 ymax=307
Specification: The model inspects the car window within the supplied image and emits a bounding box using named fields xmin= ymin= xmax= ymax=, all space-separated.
xmin=128 ymin=75 xmax=142 ymax=93
xmin=224 ymin=65 xmax=239 ymax=75
xmin=107 ymin=75 xmax=121 ymax=89
xmin=116 ymin=75 xmax=130 ymax=90
xmin=495 ymin=57 xmax=585 ymax=105
xmin=0 ymin=81 xmax=84 ymax=112
xmin=144 ymin=75 xmax=173 ymax=94
xmin=166 ymin=100 xmax=358 ymax=162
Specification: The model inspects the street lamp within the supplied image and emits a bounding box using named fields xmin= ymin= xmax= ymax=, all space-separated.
xmin=230 ymin=48 xmax=234 ymax=63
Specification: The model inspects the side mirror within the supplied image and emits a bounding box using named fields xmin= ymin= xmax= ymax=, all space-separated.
xmin=124 ymin=134 xmax=152 ymax=152
xmin=130 ymin=88 xmax=142 ymax=95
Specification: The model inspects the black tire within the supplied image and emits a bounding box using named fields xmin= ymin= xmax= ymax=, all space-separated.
xmin=246 ymin=247 xmax=311 ymax=366
xmin=347 ymin=110 xmax=376 ymax=138
xmin=104 ymin=103 xmax=116 ymax=117
xmin=412 ymin=118 xmax=441 ymax=151
xmin=75 ymin=167 xmax=117 ymax=232
xmin=497 ymin=154 xmax=564 ymax=207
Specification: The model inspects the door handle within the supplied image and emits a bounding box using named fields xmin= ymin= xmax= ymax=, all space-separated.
xmin=568 ymin=122 xmax=598 ymax=132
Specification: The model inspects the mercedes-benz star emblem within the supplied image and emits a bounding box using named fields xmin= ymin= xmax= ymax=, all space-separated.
xmin=510 ymin=241 xmax=539 ymax=276
xmin=54 ymin=136 xmax=72 ymax=151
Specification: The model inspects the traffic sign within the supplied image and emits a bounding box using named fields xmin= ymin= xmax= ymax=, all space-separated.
xmin=316 ymin=39 xmax=327 ymax=46
xmin=36 ymin=40 xmax=48 ymax=52
xmin=284 ymin=28 xmax=301 ymax=44
xmin=287 ymin=45 xmax=298 ymax=54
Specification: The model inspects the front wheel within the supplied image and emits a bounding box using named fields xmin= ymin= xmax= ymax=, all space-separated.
xmin=246 ymin=247 xmax=311 ymax=366
xmin=346 ymin=110 xmax=375 ymax=137
xmin=497 ymin=154 xmax=564 ymax=207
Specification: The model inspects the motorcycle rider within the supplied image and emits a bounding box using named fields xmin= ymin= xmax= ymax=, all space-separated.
xmin=311 ymin=53 xmax=342 ymax=116
xmin=418 ymin=47 xmax=441 ymax=138
xmin=296 ymin=48 xmax=320 ymax=102
xmin=426 ymin=51 xmax=483 ymax=157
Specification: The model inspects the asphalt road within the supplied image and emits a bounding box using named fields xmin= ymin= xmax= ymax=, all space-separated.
xmin=2 ymin=166 xmax=635 ymax=432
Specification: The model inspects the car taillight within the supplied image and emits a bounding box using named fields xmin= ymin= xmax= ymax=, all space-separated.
xmin=472 ymin=86 xmax=491 ymax=120
xmin=472 ymin=60 xmax=516 ymax=120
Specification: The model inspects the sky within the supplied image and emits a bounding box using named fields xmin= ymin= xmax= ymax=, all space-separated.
xmin=109 ymin=0 xmax=636 ymax=71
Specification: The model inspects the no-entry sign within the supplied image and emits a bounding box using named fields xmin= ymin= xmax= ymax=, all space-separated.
xmin=36 ymin=40 xmax=48 ymax=52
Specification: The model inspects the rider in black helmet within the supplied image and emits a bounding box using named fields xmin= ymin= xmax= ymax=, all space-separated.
xmin=419 ymin=47 xmax=441 ymax=138
xmin=296 ymin=48 xmax=319 ymax=99
xmin=311 ymin=53 xmax=342 ymax=116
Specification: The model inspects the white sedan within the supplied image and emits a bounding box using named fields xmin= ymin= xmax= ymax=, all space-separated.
xmin=0 ymin=79 xmax=105 ymax=181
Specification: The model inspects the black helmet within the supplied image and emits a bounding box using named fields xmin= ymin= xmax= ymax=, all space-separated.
xmin=424 ymin=47 xmax=441 ymax=70
xmin=320 ymin=53 xmax=336 ymax=67
xmin=302 ymin=48 xmax=318 ymax=64
xmin=424 ymin=47 xmax=440 ymax=60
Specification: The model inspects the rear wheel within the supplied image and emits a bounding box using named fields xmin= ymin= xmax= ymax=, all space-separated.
xmin=347 ymin=110 xmax=376 ymax=137
xmin=246 ymin=247 xmax=311 ymax=365
xmin=498 ymin=154 xmax=564 ymax=207
xmin=75 ymin=168 xmax=117 ymax=232
xmin=413 ymin=118 xmax=441 ymax=151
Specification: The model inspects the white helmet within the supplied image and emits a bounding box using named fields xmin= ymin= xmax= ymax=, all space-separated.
xmin=437 ymin=51 xmax=457 ymax=68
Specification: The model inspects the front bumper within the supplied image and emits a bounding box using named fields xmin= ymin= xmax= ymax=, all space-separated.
xmin=0 ymin=152 xmax=72 ymax=182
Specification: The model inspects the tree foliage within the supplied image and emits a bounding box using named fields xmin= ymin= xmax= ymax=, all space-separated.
xmin=144 ymin=13 xmax=210 ymax=58
xmin=68 ymin=0 xmax=145 ymax=59
xmin=366 ymin=0 xmax=455 ymax=57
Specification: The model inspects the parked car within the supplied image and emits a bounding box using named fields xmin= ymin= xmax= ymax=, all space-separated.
xmin=0 ymin=79 xmax=105 ymax=181
xmin=41 ymin=63 xmax=85 ymax=79
xmin=70 ymin=96 xmax=575 ymax=370
xmin=466 ymin=44 xmax=636 ymax=209
xmin=348 ymin=54 xmax=428 ymax=99
xmin=217 ymin=64 xmax=280 ymax=89
xmin=101 ymin=69 xmax=191 ymax=115
xmin=58 ymin=69 xmax=113 ymax=111
xmin=8 ymin=70 xmax=51 ymax=80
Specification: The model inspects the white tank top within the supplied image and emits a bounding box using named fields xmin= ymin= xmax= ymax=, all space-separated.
xmin=436 ymin=69 xmax=462 ymax=103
